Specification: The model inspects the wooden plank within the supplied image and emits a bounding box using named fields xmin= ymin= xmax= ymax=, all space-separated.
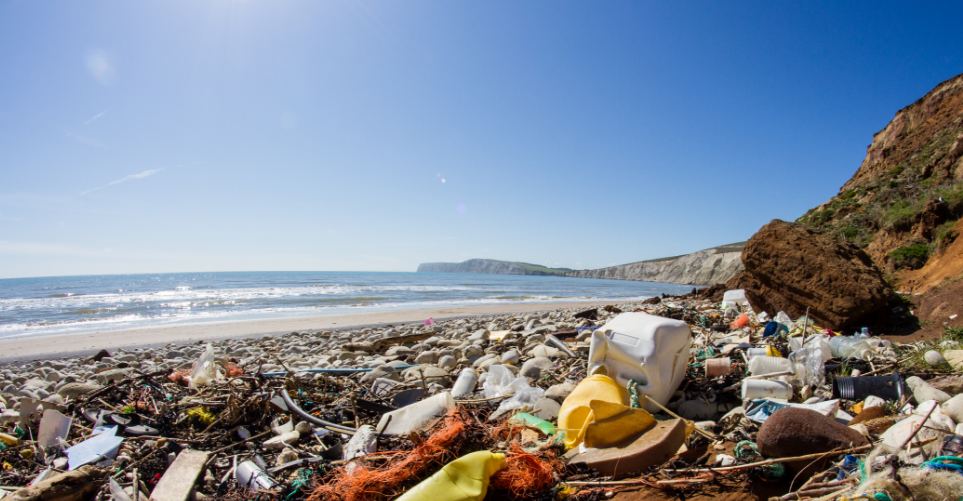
xmin=149 ymin=450 xmax=210 ymax=501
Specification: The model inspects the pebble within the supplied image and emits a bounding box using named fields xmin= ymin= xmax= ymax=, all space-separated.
xmin=924 ymin=350 xmax=947 ymax=366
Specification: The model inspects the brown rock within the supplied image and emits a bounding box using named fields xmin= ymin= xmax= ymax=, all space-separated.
xmin=641 ymin=296 xmax=661 ymax=305
xmin=758 ymin=408 xmax=869 ymax=460
xmin=927 ymin=375 xmax=963 ymax=395
xmin=727 ymin=220 xmax=892 ymax=330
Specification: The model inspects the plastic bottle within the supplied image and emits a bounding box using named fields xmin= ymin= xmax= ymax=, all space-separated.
xmin=451 ymin=368 xmax=478 ymax=398
xmin=747 ymin=355 xmax=793 ymax=376
xmin=788 ymin=347 xmax=825 ymax=387
xmin=746 ymin=347 xmax=782 ymax=359
xmin=741 ymin=379 xmax=793 ymax=401
xmin=236 ymin=460 xmax=275 ymax=490
xmin=557 ymin=374 xmax=625 ymax=450
xmin=376 ymin=392 xmax=455 ymax=435
xmin=828 ymin=336 xmax=874 ymax=360
xmin=395 ymin=451 xmax=507 ymax=501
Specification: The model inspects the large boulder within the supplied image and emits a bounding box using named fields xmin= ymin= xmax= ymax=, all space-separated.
xmin=727 ymin=220 xmax=892 ymax=330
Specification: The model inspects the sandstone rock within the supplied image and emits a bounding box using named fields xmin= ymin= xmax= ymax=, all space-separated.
xmin=757 ymin=408 xmax=868 ymax=460
xmin=726 ymin=220 xmax=892 ymax=330
xmin=944 ymin=350 xmax=963 ymax=372
xmin=545 ymin=383 xmax=576 ymax=401
xmin=928 ymin=375 xmax=963 ymax=395
xmin=57 ymin=383 xmax=101 ymax=399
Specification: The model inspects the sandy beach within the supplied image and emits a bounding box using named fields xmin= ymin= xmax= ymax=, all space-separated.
xmin=0 ymin=301 xmax=611 ymax=363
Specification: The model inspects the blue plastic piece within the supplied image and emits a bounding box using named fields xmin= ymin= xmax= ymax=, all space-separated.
xmin=263 ymin=365 xmax=416 ymax=377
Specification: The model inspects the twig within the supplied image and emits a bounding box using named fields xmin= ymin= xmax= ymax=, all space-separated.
xmin=661 ymin=444 xmax=872 ymax=475
xmin=210 ymin=429 xmax=273 ymax=455
xmin=642 ymin=396 xmax=718 ymax=440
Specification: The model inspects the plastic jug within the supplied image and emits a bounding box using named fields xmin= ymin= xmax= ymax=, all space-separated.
xmin=747 ymin=355 xmax=793 ymax=376
xmin=395 ymin=451 xmax=507 ymax=501
xmin=587 ymin=313 xmax=691 ymax=414
xmin=722 ymin=289 xmax=747 ymax=308
xmin=557 ymin=374 xmax=625 ymax=450
xmin=376 ymin=392 xmax=455 ymax=435
xmin=451 ymin=368 xmax=478 ymax=398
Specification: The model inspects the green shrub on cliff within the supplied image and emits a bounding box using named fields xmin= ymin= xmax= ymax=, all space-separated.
xmin=888 ymin=243 xmax=930 ymax=270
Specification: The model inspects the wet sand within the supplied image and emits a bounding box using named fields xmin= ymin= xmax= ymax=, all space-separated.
xmin=0 ymin=301 xmax=607 ymax=363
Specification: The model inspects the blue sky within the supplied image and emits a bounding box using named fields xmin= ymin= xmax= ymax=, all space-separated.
xmin=1 ymin=0 xmax=962 ymax=278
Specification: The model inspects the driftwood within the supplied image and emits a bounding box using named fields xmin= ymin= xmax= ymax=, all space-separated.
xmin=9 ymin=466 xmax=108 ymax=501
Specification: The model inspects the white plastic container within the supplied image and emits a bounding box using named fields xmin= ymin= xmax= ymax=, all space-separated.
xmin=789 ymin=335 xmax=833 ymax=362
xmin=828 ymin=336 xmax=875 ymax=360
xmin=236 ymin=461 xmax=275 ymax=490
xmin=722 ymin=289 xmax=747 ymax=309
xmin=376 ymin=391 xmax=455 ymax=435
xmin=587 ymin=312 xmax=692 ymax=413
xmin=747 ymin=355 xmax=793 ymax=376
xmin=343 ymin=425 xmax=377 ymax=461
xmin=451 ymin=368 xmax=478 ymax=398
xmin=742 ymin=379 xmax=793 ymax=401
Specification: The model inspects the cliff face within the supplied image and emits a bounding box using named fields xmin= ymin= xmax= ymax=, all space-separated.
xmin=795 ymin=72 xmax=963 ymax=290
xmin=416 ymin=259 xmax=566 ymax=276
xmin=563 ymin=243 xmax=745 ymax=286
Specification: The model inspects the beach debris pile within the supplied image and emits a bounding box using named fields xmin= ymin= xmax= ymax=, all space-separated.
xmin=2 ymin=291 xmax=963 ymax=500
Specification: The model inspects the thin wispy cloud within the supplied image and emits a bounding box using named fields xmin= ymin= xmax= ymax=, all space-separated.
xmin=80 ymin=168 xmax=165 ymax=196
xmin=83 ymin=109 xmax=109 ymax=125
xmin=65 ymin=131 xmax=105 ymax=148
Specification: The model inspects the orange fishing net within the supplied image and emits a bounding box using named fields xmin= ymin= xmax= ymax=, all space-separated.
xmin=307 ymin=408 xmax=470 ymax=501
xmin=490 ymin=444 xmax=564 ymax=498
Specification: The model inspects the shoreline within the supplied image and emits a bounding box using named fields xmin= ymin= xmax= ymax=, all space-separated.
xmin=0 ymin=301 xmax=613 ymax=364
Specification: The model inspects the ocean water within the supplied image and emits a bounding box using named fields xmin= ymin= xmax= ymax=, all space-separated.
xmin=0 ymin=271 xmax=694 ymax=340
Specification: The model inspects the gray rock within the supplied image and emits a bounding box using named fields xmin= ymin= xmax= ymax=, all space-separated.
xmin=437 ymin=355 xmax=457 ymax=370
xmin=0 ymin=409 xmax=19 ymax=425
xmin=500 ymin=350 xmax=519 ymax=365
xmin=924 ymin=350 xmax=947 ymax=366
xmin=414 ymin=351 xmax=438 ymax=365
xmin=95 ymin=368 xmax=133 ymax=384
xmin=43 ymin=394 xmax=65 ymax=405
xmin=519 ymin=357 xmax=553 ymax=380
xmin=360 ymin=366 xmax=398 ymax=384
xmin=907 ymin=376 xmax=952 ymax=404
xmin=545 ymin=383 xmax=576 ymax=401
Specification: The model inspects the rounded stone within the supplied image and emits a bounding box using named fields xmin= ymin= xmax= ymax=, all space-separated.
xmin=436 ymin=355 xmax=457 ymax=370
xmin=924 ymin=350 xmax=947 ymax=366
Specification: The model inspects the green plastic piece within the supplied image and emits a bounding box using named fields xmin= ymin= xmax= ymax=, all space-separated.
xmin=510 ymin=412 xmax=555 ymax=435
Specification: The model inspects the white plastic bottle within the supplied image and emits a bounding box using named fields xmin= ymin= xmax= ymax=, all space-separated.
xmin=451 ymin=368 xmax=478 ymax=398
